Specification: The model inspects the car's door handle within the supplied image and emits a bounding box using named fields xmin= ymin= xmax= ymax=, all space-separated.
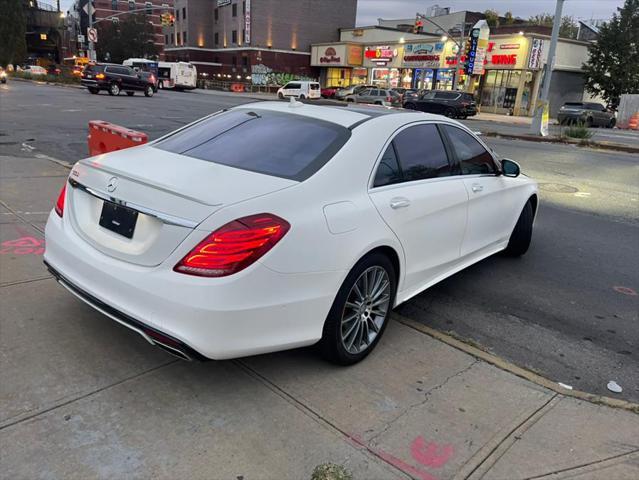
xmin=471 ymin=184 xmax=484 ymax=193
xmin=390 ymin=197 xmax=411 ymax=209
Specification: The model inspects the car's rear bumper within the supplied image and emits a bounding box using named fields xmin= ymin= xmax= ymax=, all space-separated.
xmin=460 ymin=107 xmax=477 ymax=116
xmin=44 ymin=211 xmax=340 ymax=360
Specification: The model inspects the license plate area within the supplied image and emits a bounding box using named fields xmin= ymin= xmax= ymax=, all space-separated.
xmin=99 ymin=201 xmax=138 ymax=239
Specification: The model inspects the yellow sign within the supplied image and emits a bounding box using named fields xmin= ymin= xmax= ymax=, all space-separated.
xmin=40 ymin=33 xmax=47 ymax=40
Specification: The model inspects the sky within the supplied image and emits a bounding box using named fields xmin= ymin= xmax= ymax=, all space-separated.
xmin=355 ymin=0 xmax=623 ymax=25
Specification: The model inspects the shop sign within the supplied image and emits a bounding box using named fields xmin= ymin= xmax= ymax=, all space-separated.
xmin=528 ymin=38 xmax=544 ymax=69
xmin=402 ymin=43 xmax=441 ymax=68
xmin=347 ymin=45 xmax=363 ymax=66
xmin=499 ymin=43 xmax=521 ymax=50
xmin=491 ymin=54 xmax=517 ymax=65
xmin=465 ymin=20 xmax=490 ymax=75
xmin=320 ymin=47 xmax=341 ymax=64
xmin=364 ymin=46 xmax=397 ymax=65
xmin=244 ymin=0 xmax=251 ymax=44
xmin=486 ymin=41 xmax=521 ymax=68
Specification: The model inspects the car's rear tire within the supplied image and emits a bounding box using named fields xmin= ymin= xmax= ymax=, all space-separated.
xmin=126 ymin=91 xmax=134 ymax=96
xmin=459 ymin=115 xmax=468 ymax=119
xmin=88 ymin=87 xmax=99 ymax=94
xmin=444 ymin=107 xmax=455 ymax=118
xmin=144 ymin=85 xmax=154 ymax=97
xmin=299 ymin=94 xmax=306 ymax=99
xmin=346 ymin=98 xmax=354 ymax=103
xmin=504 ymin=200 xmax=534 ymax=257
xmin=108 ymin=83 xmax=120 ymax=96
xmin=320 ymin=252 xmax=397 ymax=365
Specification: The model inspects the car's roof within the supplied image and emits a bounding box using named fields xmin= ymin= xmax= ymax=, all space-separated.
xmin=233 ymin=101 xmax=432 ymax=129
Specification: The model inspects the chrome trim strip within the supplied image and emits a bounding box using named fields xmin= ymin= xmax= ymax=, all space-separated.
xmin=69 ymin=179 xmax=199 ymax=229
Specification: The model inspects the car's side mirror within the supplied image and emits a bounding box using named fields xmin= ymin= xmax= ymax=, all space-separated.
xmin=501 ymin=158 xmax=521 ymax=178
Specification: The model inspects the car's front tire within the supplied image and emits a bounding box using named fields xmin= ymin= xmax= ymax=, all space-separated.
xmin=320 ymin=252 xmax=396 ymax=365
xmin=504 ymin=200 xmax=534 ymax=257
xmin=144 ymin=85 xmax=154 ymax=97
xmin=278 ymin=92 xmax=284 ymax=99
xmin=108 ymin=83 xmax=120 ymax=96
xmin=88 ymin=87 xmax=99 ymax=94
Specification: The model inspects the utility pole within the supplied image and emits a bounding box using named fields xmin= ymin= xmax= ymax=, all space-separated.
xmin=87 ymin=0 xmax=95 ymax=61
xmin=531 ymin=0 xmax=565 ymax=135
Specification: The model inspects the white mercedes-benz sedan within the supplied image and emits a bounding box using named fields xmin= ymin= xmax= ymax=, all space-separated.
xmin=44 ymin=101 xmax=538 ymax=364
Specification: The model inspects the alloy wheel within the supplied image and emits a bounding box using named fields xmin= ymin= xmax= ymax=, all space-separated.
xmin=340 ymin=266 xmax=391 ymax=354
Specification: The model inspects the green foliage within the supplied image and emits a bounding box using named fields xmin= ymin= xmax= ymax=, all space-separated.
xmin=563 ymin=123 xmax=594 ymax=139
xmin=583 ymin=0 xmax=639 ymax=108
xmin=528 ymin=13 xmax=579 ymax=39
xmin=96 ymin=14 xmax=158 ymax=64
xmin=10 ymin=70 xmax=81 ymax=84
xmin=310 ymin=464 xmax=353 ymax=480
xmin=503 ymin=11 xmax=516 ymax=25
xmin=484 ymin=9 xmax=500 ymax=27
xmin=0 ymin=0 xmax=27 ymax=66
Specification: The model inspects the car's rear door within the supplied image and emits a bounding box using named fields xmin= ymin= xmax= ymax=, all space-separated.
xmin=439 ymin=125 xmax=522 ymax=256
xmin=368 ymin=123 xmax=468 ymax=292
xmin=415 ymin=91 xmax=436 ymax=112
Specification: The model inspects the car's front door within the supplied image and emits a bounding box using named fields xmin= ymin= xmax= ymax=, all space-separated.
xmin=368 ymin=123 xmax=469 ymax=293
xmin=440 ymin=125 xmax=522 ymax=257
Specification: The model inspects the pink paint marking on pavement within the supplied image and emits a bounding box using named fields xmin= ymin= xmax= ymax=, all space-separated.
xmin=410 ymin=436 xmax=454 ymax=468
xmin=0 ymin=236 xmax=45 ymax=255
xmin=347 ymin=434 xmax=439 ymax=480
xmin=613 ymin=286 xmax=638 ymax=296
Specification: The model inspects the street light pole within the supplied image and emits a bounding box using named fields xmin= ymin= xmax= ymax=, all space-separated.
xmin=531 ymin=0 xmax=565 ymax=135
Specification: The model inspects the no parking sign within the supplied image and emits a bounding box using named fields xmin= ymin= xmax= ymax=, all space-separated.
xmin=87 ymin=27 xmax=98 ymax=43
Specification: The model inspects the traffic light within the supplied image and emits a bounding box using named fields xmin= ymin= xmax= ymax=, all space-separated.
xmin=161 ymin=12 xmax=175 ymax=26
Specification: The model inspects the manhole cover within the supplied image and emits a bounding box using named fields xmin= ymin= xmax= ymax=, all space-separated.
xmin=538 ymin=183 xmax=579 ymax=193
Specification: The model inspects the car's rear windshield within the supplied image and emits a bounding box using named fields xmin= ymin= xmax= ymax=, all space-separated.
xmin=310 ymin=83 xmax=319 ymax=90
xmin=84 ymin=64 xmax=105 ymax=73
xmin=153 ymin=109 xmax=351 ymax=181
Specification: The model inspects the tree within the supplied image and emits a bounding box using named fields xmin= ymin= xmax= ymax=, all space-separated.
xmin=95 ymin=14 xmax=157 ymax=64
xmin=484 ymin=9 xmax=500 ymax=27
xmin=503 ymin=11 xmax=516 ymax=25
xmin=583 ymin=0 xmax=639 ymax=107
xmin=0 ymin=0 xmax=27 ymax=66
xmin=528 ymin=13 xmax=579 ymax=38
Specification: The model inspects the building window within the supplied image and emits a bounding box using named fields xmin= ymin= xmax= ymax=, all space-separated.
xmin=214 ymin=32 xmax=219 ymax=45
xmin=145 ymin=1 xmax=152 ymax=14
xmin=242 ymin=55 xmax=248 ymax=66
xmin=214 ymin=8 xmax=218 ymax=21
xmin=214 ymin=56 xmax=219 ymax=63
xmin=176 ymin=32 xmax=181 ymax=44
xmin=128 ymin=0 xmax=134 ymax=11
xmin=182 ymin=31 xmax=187 ymax=44
xmin=164 ymin=34 xmax=168 ymax=44
xmin=111 ymin=0 xmax=118 ymax=11
xmin=170 ymin=32 xmax=174 ymax=44
xmin=182 ymin=7 xmax=186 ymax=19
xmin=232 ymin=3 xmax=237 ymax=17
xmin=232 ymin=30 xmax=237 ymax=44
xmin=242 ymin=1 xmax=245 ymax=14
xmin=176 ymin=9 xmax=179 ymax=21
xmin=232 ymin=56 xmax=237 ymax=65
xmin=242 ymin=29 xmax=245 ymax=44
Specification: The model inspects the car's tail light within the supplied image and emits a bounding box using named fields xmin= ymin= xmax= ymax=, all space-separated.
xmin=174 ymin=213 xmax=290 ymax=277
xmin=96 ymin=73 xmax=105 ymax=79
xmin=386 ymin=96 xmax=392 ymax=102
xmin=54 ymin=182 xmax=67 ymax=217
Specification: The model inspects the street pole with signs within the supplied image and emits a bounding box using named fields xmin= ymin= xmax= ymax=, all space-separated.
xmin=86 ymin=0 xmax=96 ymax=61
xmin=531 ymin=0 xmax=564 ymax=136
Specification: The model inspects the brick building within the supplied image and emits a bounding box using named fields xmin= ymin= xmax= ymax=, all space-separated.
xmin=163 ymin=0 xmax=357 ymax=83
xmin=73 ymin=0 xmax=173 ymax=57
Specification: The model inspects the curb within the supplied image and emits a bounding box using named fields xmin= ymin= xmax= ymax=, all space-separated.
xmin=9 ymin=76 xmax=84 ymax=90
xmin=480 ymin=131 xmax=639 ymax=154
xmin=392 ymin=313 xmax=639 ymax=414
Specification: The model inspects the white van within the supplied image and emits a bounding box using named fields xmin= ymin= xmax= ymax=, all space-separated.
xmin=157 ymin=61 xmax=197 ymax=90
xmin=276 ymin=81 xmax=320 ymax=100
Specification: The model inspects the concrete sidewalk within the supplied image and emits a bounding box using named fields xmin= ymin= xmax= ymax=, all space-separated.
xmin=1 ymin=154 xmax=638 ymax=480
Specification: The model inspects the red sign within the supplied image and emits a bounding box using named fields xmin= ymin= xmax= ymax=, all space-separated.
xmin=491 ymin=54 xmax=517 ymax=65
xmin=365 ymin=47 xmax=395 ymax=60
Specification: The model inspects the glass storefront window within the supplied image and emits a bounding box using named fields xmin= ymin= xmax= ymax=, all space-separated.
xmin=435 ymin=69 xmax=454 ymax=90
xmin=480 ymin=69 xmax=525 ymax=112
xmin=351 ymin=68 xmax=368 ymax=86
xmin=326 ymin=68 xmax=351 ymax=88
xmin=414 ymin=69 xmax=434 ymax=90
xmin=371 ymin=68 xmax=401 ymax=88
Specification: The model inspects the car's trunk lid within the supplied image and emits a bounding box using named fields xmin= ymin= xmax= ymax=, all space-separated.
xmin=67 ymin=145 xmax=296 ymax=266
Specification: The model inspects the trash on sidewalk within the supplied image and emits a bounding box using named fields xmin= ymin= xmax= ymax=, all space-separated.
xmin=607 ymin=381 xmax=623 ymax=393
xmin=558 ymin=382 xmax=573 ymax=390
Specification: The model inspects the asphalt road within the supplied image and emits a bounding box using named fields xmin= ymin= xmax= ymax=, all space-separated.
xmin=2 ymin=80 xmax=638 ymax=402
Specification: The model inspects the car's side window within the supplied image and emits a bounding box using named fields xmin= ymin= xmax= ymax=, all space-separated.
xmin=393 ymin=124 xmax=452 ymax=181
xmin=442 ymin=125 xmax=496 ymax=175
xmin=373 ymin=143 xmax=402 ymax=187
xmin=421 ymin=91 xmax=435 ymax=100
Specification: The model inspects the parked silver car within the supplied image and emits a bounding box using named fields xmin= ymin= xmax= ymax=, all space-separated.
xmin=557 ymin=102 xmax=616 ymax=128
xmin=334 ymin=84 xmax=375 ymax=100
xmin=345 ymin=88 xmax=402 ymax=107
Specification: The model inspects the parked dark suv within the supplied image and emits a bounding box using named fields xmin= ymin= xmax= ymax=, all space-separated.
xmin=81 ymin=63 xmax=156 ymax=97
xmin=557 ymin=102 xmax=616 ymax=128
xmin=403 ymin=90 xmax=477 ymax=119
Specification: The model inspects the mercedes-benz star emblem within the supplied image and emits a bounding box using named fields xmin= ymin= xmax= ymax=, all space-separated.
xmin=106 ymin=177 xmax=118 ymax=193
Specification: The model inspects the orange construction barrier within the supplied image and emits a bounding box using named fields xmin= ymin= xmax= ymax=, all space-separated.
xmin=230 ymin=83 xmax=245 ymax=93
xmin=87 ymin=120 xmax=149 ymax=156
xmin=628 ymin=112 xmax=639 ymax=130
